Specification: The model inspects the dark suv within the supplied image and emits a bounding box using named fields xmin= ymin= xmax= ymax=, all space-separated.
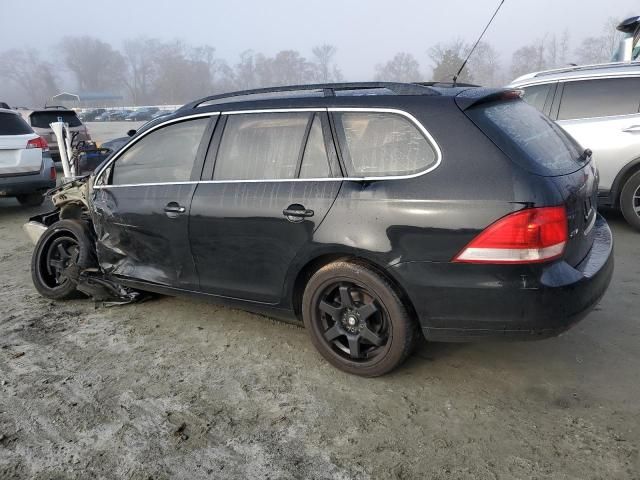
xmin=27 ymin=82 xmax=613 ymax=376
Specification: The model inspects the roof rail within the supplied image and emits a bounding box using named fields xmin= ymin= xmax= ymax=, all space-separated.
xmin=415 ymin=81 xmax=480 ymax=88
xmin=181 ymin=82 xmax=440 ymax=110
xmin=533 ymin=61 xmax=640 ymax=78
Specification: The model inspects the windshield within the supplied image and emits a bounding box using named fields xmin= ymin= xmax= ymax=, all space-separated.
xmin=30 ymin=111 xmax=82 ymax=128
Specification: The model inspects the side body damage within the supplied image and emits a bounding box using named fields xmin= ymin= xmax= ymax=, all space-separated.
xmin=26 ymin=178 xmax=141 ymax=304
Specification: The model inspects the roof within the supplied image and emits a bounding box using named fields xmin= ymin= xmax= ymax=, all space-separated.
xmin=49 ymin=92 xmax=124 ymax=102
xmin=0 ymin=108 xmax=19 ymax=115
xmin=181 ymin=82 xmax=444 ymax=111
xmin=508 ymin=61 xmax=640 ymax=87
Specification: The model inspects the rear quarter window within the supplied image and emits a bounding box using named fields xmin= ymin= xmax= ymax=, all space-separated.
xmin=466 ymin=99 xmax=584 ymax=176
xmin=30 ymin=111 xmax=82 ymax=128
xmin=334 ymin=112 xmax=437 ymax=177
xmin=0 ymin=112 xmax=33 ymax=135
xmin=521 ymin=83 xmax=553 ymax=112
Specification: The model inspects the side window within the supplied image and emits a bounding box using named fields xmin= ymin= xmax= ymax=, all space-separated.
xmin=558 ymin=78 xmax=640 ymax=120
xmin=299 ymin=115 xmax=331 ymax=178
xmin=335 ymin=112 xmax=437 ymax=177
xmin=521 ymin=84 xmax=552 ymax=112
xmin=214 ymin=112 xmax=310 ymax=180
xmin=111 ymin=118 xmax=209 ymax=185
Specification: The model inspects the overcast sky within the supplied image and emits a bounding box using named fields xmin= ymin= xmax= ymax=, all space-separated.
xmin=1 ymin=0 xmax=637 ymax=79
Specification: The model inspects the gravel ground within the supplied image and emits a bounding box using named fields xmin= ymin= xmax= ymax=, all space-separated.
xmin=0 ymin=196 xmax=639 ymax=479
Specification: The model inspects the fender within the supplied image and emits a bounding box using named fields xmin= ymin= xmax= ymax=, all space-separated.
xmin=604 ymin=156 xmax=640 ymax=207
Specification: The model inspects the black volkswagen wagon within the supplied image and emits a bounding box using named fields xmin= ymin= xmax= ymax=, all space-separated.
xmin=28 ymin=82 xmax=614 ymax=376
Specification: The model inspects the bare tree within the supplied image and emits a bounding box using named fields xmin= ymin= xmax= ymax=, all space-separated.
xmin=0 ymin=49 xmax=58 ymax=105
xmin=60 ymin=36 xmax=126 ymax=92
xmin=253 ymin=50 xmax=315 ymax=87
xmin=311 ymin=44 xmax=343 ymax=83
xmin=374 ymin=53 xmax=421 ymax=83
xmin=574 ymin=17 xmax=623 ymax=65
xmin=510 ymin=40 xmax=547 ymax=79
xmin=122 ymin=37 xmax=159 ymax=105
xmin=468 ymin=42 xmax=501 ymax=86
xmin=151 ymin=41 xmax=198 ymax=103
xmin=429 ymin=41 xmax=472 ymax=83
xmin=233 ymin=50 xmax=259 ymax=90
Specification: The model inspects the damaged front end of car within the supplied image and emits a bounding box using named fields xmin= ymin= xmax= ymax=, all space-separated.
xmin=24 ymin=177 xmax=142 ymax=305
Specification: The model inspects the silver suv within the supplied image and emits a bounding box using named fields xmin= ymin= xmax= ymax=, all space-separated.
xmin=19 ymin=107 xmax=91 ymax=163
xmin=508 ymin=62 xmax=640 ymax=230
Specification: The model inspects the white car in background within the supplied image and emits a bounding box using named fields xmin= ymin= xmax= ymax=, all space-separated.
xmin=509 ymin=62 xmax=640 ymax=231
xmin=0 ymin=108 xmax=56 ymax=206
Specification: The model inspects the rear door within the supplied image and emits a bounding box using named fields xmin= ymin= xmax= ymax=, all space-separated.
xmin=554 ymin=77 xmax=640 ymax=191
xmin=92 ymin=115 xmax=215 ymax=289
xmin=190 ymin=110 xmax=342 ymax=303
xmin=0 ymin=112 xmax=41 ymax=176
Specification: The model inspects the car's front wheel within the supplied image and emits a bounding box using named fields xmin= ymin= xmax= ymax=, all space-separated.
xmin=31 ymin=220 xmax=95 ymax=300
xmin=620 ymin=170 xmax=640 ymax=232
xmin=302 ymin=260 xmax=418 ymax=377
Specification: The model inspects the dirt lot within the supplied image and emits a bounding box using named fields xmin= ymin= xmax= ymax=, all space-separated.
xmin=86 ymin=121 xmax=145 ymax=145
xmin=0 ymin=193 xmax=639 ymax=479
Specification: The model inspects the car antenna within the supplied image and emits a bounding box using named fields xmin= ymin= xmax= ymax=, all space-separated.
xmin=452 ymin=0 xmax=506 ymax=86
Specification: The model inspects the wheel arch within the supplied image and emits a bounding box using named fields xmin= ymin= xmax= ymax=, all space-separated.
xmin=289 ymin=252 xmax=419 ymax=324
xmin=608 ymin=157 xmax=640 ymax=208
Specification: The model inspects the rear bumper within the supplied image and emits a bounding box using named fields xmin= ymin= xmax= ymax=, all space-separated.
xmin=390 ymin=215 xmax=614 ymax=341
xmin=0 ymin=155 xmax=56 ymax=196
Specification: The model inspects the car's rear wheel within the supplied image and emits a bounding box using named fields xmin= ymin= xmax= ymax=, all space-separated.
xmin=620 ymin=170 xmax=640 ymax=231
xmin=302 ymin=260 xmax=418 ymax=377
xmin=16 ymin=193 xmax=44 ymax=207
xmin=31 ymin=220 xmax=95 ymax=300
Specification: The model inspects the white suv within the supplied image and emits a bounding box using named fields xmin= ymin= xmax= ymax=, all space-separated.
xmin=509 ymin=62 xmax=640 ymax=230
xmin=0 ymin=108 xmax=56 ymax=206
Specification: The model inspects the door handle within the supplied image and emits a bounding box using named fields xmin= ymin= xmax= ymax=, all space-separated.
xmin=164 ymin=202 xmax=186 ymax=218
xmin=622 ymin=125 xmax=640 ymax=133
xmin=283 ymin=204 xmax=314 ymax=222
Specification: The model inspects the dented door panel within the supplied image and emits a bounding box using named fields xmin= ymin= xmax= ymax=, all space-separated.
xmin=92 ymin=184 xmax=198 ymax=289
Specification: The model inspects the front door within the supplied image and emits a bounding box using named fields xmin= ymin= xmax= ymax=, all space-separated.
xmin=91 ymin=115 xmax=214 ymax=289
xmin=190 ymin=110 xmax=342 ymax=303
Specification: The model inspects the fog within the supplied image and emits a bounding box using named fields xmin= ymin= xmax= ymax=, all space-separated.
xmin=0 ymin=0 xmax=637 ymax=106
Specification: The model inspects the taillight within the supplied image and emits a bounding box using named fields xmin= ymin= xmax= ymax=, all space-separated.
xmin=27 ymin=136 xmax=49 ymax=151
xmin=453 ymin=206 xmax=568 ymax=264
xmin=50 ymin=165 xmax=57 ymax=180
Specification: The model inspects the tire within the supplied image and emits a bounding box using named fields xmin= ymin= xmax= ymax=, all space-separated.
xmin=31 ymin=220 xmax=95 ymax=300
xmin=620 ymin=170 xmax=640 ymax=232
xmin=16 ymin=193 xmax=45 ymax=207
xmin=302 ymin=260 xmax=418 ymax=377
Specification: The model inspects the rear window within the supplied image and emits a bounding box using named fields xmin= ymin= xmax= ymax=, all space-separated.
xmin=30 ymin=111 xmax=82 ymax=128
xmin=466 ymin=99 xmax=584 ymax=176
xmin=0 ymin=112 xmax=33 ymax=135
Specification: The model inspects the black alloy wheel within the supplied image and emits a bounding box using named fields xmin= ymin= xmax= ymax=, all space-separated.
xmin=318 ymin=282 xmax=389 ymax=361
xmin=31 ymin=219 xmax=95 ymax=300
xmin=303 ymin=261 xmax=418 ymax=377
xmin=43 ymin=236 xmax=80 ymax=287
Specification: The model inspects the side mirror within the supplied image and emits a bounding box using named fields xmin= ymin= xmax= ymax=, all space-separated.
xmin=127 ymin=129 xmax=136 ymax=137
